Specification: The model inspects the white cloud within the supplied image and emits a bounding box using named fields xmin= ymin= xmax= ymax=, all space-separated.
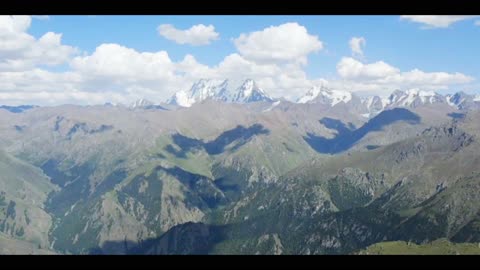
xmin=400 ymin=15 xmax=479 ymax=28
xmin=337 ymin=57 xmax=399 ymax=80
xmin=475 ymin=20 xmax=480 ymax=26
xmin=157 ymin=24 xmax=219 ymax=46
xmin=0 ymin=19 xmax=475 ymax=105
xmin=69 ymin=43 xmax=192 ymax=102
xmin=0 ymin=15 xmax=77 ymax=71
xmin=349 ymin=37 xmax=366 ymax=57
xmin=233 ymin=22 xmax=323 ymax=65
xmin=335 ymin=57 xmax=473 ymax=95
xmin=214 ymin=53 xmax=312 ymax=100
xmin=0 ymin=90 xmax=128 ymax=106
xmin=71 ymin=43 xmax=175 ymax=81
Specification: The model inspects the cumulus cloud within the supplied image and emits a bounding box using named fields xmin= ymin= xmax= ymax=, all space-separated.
xmin=214 ymin=53 xmax=312 ymax=99
xmin=233 ymin=22 xmax=323 ymax=65
xmin=400 ymin=15 xmax=479 ymax=28
xmin=0 ymin=90 xmax=128 ymax=106
xmin=71 ymin=43 xmax=176 ymax=81
xmin=0 ymin=19 xmax=475 ymax=105
xmin=67 ymin=23 xmax=325 ymax=103
xmin=157 ymin=24 xmax=219 ymax=46
xmin=349 ymin=37 xmax=366 ymax=57
xmin=337 ymin=57 xmax=399 ymax=80
xmin=0 ymin=16 xmax=77 ymax=71
xmin=335 ymin=57 xmax=473 ymax=94
xmin=68 ymin=43 xmax=195 ymax=102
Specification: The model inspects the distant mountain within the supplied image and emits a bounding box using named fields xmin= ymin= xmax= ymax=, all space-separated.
xmin=385 ymin=89 xmax=446 ymax=109
xmin=446 ymin=91 xmax=480 ymax=110
xmin=167 ymin=79 xmax=273 ymax=107
xmin=361 ymin=96 xmax=390 ymax=118
xmin=296 ymin=86 xmax=378 ymax=119
xmin=166 ymin=79 xmax=480 ymax=114
xmin=168 ymin=79 xmax=227 ymax=107
xmin=0 ymin=105 xmax=37 ymax=113
xmin=229 ymin=79 xmax=273 ymax=103
xmin=357 ymin=89 xmax=448 ymax=118
xmin=130 ymin=99 xmax=154 ymax=108
xmin=297 ymin=85 xmax=352 ymax=106
xmin=294 ymin=86 xmax=480 ymax=120
xmin=129 ymin=99 xmax=167 ymax=110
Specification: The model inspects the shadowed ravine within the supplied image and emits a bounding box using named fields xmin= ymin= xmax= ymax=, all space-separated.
xmin=165 ymin=124 xmax=270 ymax=157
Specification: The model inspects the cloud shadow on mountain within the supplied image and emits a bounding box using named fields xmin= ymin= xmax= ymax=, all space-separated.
xmin=447 ymin=112 xmax=465 ymax=120
xmin=304 ymin=108 xmax=421 ymax=154
xmin=165 ymin=124 xmax=270 ymax=157
xmin=88 ymin=222 xmax=229 ymax=255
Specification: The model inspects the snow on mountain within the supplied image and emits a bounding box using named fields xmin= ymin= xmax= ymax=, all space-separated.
xmin=361 ymin=96 xmax=390 ymax=117
xmin=231 ymin=79 xmax=273 ymax=103
xmin=297 ymin=85 xmax=352 ymax=106
xmin=297 ymin=86 xmax=322 ymax=104
xmin=130 ymin=98 xmax=154 ymax=109
xmin=128 ymin=99 xmax=167 ymax=110
xmin=446 ymin=91 xmax=480 ymax=110
xmin=262 ymin=100 xmax=281 ymax=112
xmin=386 ymin=89 xmax=445 ymax=108
xmin=167 ymin=79 xmax=273 ymax=107
xmin=167 ymin=79 xmax=228 ymax=107
xmin=192 ymin=79 xmax=229 ymax=102
xmin=446 ymin=92 xmax=467 ymax=108
xmin=165 ymin=79 xmax=478 ymax=112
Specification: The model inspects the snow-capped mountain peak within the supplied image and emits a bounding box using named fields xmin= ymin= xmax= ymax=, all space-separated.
xmin=297 ymin=86 xmax=322 ymax=104
xmin=130 ymin=98 xmax=154 ymax=109
xmin=297 ymin=85 xmax=352 ymax=106
xmin=446 ymin=91 xmax=480 ymax=110
xmin=405 ymin=89 xmax=436 ymax=104
xmin=320 ymin=89 xmax=352 ymax=106
xmin=190 ymin=79 xmax=228 ymax=101
xmin=238 ymin=79 xmax=257 ymax=97
xmin=362 ymin=96 xmax=390 ymax=109
xmin=167 ymin=78 xmax=273 ymax=107
xmin=446 ymin=91 xmax=467 ymax=107
xmin=361 ymin=95 xmax=390 ymax=117
xmin=128 ymin=98 xmax=167 ymax=110
xmin=232 ymin=79 xmax=273 ymax=103
xmin=167 ymin=79 xmax=228 ymax=107
xmin=387 ymin=89 xmax=445 ymax=108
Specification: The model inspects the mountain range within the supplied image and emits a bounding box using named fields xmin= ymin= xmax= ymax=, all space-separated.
xmin=122 ymin=79 xmax=480 ymax=119
xmin=0 ymin=78 xmax=480 ymax=254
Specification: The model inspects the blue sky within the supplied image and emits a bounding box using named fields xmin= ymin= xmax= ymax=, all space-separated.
xmin=28 ymin=16 xmax=480 ymax=77
xmin=1 ymin=15 xmax=479 ymax=105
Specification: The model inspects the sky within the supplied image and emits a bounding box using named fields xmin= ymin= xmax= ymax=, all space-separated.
xmin=0 ymin=15 xmax=479 ymax=106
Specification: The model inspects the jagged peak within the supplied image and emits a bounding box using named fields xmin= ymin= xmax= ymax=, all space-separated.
xmin=130 ymin=98 xmax=154 ymax=108
xmin=168 ymin=78 xmax=273 ymax=107
xmin=297 ymin=85 xmax=352 ymax=105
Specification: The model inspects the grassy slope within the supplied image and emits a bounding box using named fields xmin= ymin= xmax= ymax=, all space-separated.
xmin=0 ymin=150 xmax=57 ymax=251
xmin=357 ymin=239 xmax=480 ymax=255
xmin=0 ymin=232 xmax=56 ymax=254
